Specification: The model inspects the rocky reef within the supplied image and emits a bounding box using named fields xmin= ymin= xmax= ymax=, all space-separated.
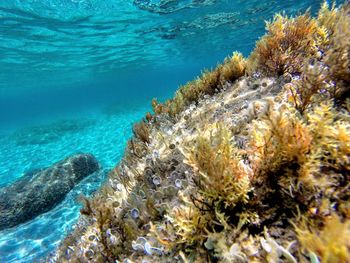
xmin=51 ymin=2 xmax=349 ymax=263
xmin=0 ymin=153 xmax=99 ymax=230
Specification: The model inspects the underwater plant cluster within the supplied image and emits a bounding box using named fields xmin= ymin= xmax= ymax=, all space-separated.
xmin=50 ymin=2 xmax=350 ymax=262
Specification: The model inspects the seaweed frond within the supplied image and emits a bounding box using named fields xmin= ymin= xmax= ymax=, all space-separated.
xmin=317 ymin=1 xmax=339 ymax=34
xmin=295 ymin=214 xmax=350 ymax=263
xmin=187 ymin=124 xmax=251 ymax=209
xmin=152 ymin=98 xmax=168 ymax=115
xmin=323 ymin=4 xmax=350 ymax=102
xmin=220 ymin=52 xmax=247 ymax=84
xmin=171 ymin=204 xmax=212 ymax=246
xmin=248 ymin=12 xmax=320 ymax=76
xmin=307 ymin=102 xmax=350 ymax=171
xmin=250 ymin=101 xmax=312 ymax=178
xmin=133 ymin=120 xmax=151 ymax=144
xmin=286 ymin=61 xmax=330 ymax=114
xmin=154 ymin=52 xmax=247 ymax=117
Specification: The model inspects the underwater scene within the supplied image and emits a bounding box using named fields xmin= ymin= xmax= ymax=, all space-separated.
xmin=0 ymin=0 xmax=349 ymax=262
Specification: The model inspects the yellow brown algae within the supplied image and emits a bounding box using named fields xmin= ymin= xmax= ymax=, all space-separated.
xmin=51 ymin=2 xmax=350 ymax=263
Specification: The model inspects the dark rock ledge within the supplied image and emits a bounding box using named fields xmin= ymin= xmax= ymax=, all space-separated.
xmin=0 ymin=153 xmax=100 ymax=231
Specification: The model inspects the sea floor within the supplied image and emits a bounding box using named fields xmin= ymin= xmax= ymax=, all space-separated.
xmin=0 ymin=103 xmax=148 ymax=262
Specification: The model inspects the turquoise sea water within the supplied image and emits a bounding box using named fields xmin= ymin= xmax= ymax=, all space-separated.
xmin=0 ymin=1 xmax=325 ymax=262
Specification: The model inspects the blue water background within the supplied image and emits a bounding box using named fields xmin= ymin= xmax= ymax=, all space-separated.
xmin=0 ymin=1 xmax=325 ymax=262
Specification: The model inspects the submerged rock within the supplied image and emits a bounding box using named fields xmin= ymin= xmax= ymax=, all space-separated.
xmin=0 ymin=153 xmax=100 ymax=231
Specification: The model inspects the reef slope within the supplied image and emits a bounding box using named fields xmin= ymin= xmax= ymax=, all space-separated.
xmin=51 ymin=2 xmax=350 ymax=263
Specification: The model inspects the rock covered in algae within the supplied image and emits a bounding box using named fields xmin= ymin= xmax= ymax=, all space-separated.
xmin=51 ymin=2 xmax=350 ymax=263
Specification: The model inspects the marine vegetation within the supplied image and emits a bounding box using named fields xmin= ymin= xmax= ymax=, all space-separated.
xmin=50 ymin=2 xmax=350 ymax=262
xmin=152 ymin=52 xmax=247 ymax=118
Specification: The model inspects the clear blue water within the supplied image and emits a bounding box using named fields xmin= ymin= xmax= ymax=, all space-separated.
xmin=0 ymin=0 xmax=325 ymax=262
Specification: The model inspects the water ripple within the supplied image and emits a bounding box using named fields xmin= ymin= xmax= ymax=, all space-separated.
xmin=0 ymin=0 xmax=324 ymax=92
